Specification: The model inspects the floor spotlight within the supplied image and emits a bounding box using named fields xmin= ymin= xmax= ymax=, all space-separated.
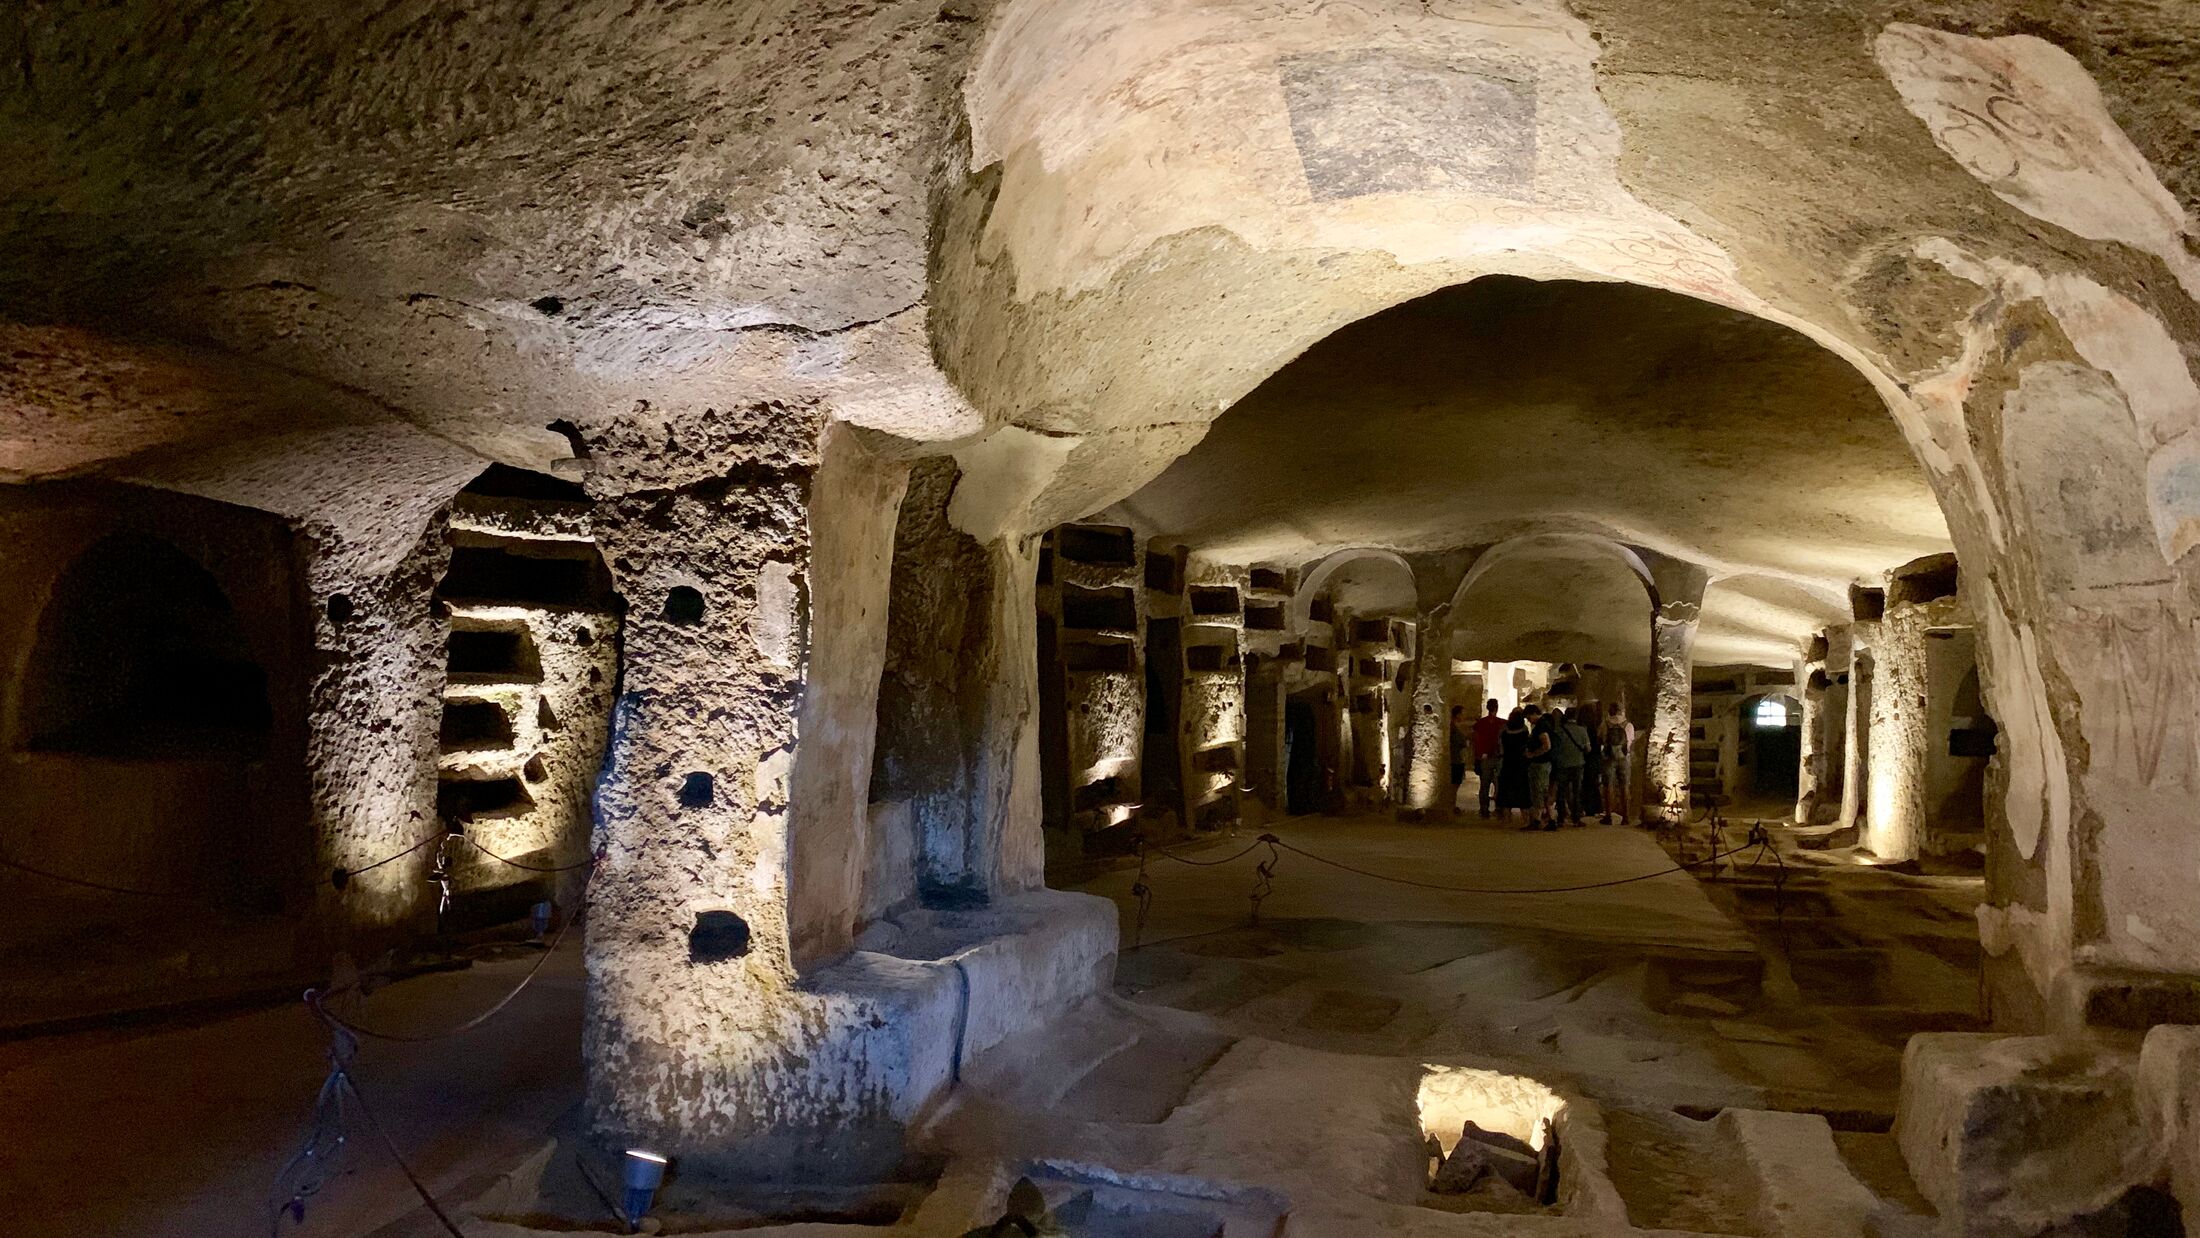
xmin=623 ymin=1149 xmax=668 ymax=1231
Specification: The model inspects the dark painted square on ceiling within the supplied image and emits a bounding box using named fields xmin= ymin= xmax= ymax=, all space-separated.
xmin=1279 ymin=49 xmax=1536 ymax=201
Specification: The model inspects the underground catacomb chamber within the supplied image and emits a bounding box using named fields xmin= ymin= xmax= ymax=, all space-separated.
xmin=10 ymin=6 xmax=2200 ymax=1235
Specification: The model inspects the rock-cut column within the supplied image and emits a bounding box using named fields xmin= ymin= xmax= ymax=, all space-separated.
xmin=1795 ymin=662 xmax=1831 ymax=824
xmin=581 ymin=422 xmax=940 ymax=1181
xmin=1865 ymin=604 xmax=1933 ymax=861
xmin=1646 ymin=596 xmax=1702 ymax=823
xmin=1403 ymin=612 xmax=1453 ymax=814
xmin=1837 ymin=628 xmax=1878 ymax=834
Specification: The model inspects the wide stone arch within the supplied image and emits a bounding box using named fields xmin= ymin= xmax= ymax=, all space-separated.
xmin=935 ymin=0 xmax=1986 ymax=540
xmin=1289 ymin=547 xmax=1419 ymax=630
xmin=1448 ymin=534 xmax=1656 ymax=621
xmin=1697 ymin=572 xmax=1853 ymax=670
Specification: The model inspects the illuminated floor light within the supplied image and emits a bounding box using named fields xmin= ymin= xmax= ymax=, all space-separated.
xmin=623 ymin=1149 xmax=668 ymax=1231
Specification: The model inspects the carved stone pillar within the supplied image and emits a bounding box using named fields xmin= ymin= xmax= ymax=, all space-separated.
xmin=1404 ymin=611 xmax=1454 ymax=813
xmin=1838 ymin=625 xmax=1879 ymax=833
xmin=1646 ymin=596 xmax=1702 ymax=824
xmin=1795 ymin=660 xmax=1831 ymax=824
xmin=1865 ymin=604 xmax=1934 ymax=861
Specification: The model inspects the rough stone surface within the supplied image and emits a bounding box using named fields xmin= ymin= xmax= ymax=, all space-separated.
xmin=1895 ymin=1033 xmax=2151 ymax=1236
xmin=1715 ymin=1108 xmax=1886 ymax=1238
xmin=2138 ymin=1024 xmax=2200 ymax=1223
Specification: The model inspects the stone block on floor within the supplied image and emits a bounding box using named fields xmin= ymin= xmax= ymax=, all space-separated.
xmin=2138 ymin=1024 xmax=2200 ymax=1225
xmin=1894 ymin=1033 xmax=2149 ymax=1237
xmin=1715 ymin=1108 xmax=1885 ymax=1238
xmin=855 ymin=887 xmax=1119 ymax=1066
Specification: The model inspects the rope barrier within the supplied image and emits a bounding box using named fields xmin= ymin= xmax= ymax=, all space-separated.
xmin=330 ymin=831 xmax=444 ymax=889
xmin=271 ymin=1009 xmax=468 ymax=1238
xmin=5 ymin=826 xmax=595 ymax=903
xmin=1129 ymin=847 xmax=1155 ymax=950
xmin=311 ymin=850 xmax=600 ymax=1043
xmin=274 ymin=850 xmax=600 ymax=1233
xmin=1247 ymin=835 xmax=1281 ymax=923
xmin=333 ymin=1069 xmax=469 ymax=1237
xmin=460 ymin=836 xmax=602 ymax=873
xmin=0 ymin=852 xmax=210 ymax=899
xmin=1145 ymin=838 xmax=1268 ymax=867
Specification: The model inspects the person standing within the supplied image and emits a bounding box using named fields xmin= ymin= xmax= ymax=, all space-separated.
xmin=1496 ymin=707 xmax=1533 ymax=825
xmin=1600 ymin=701 xmax=1637 ymax=825
xmin=1551 ymin=707 xmax=1592 ymax=826
xmin=1580 ymin=705 xmax=1605 ymax=819
xmin=1471 ymin=698 xmax=1508 ymax=818
xmin=1524 ymin=704 xmax=1555 ymax=830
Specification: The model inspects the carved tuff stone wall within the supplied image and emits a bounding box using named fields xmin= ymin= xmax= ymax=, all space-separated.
xmin=580 ymin=415 xmax=827 ymax=1176
xmin=1034 ymin=521 xmax=1146 ymax=858
xmin=1924 ymin=627 xmax=1990 ymax=848
xmin=1797 ymin=662 xmax=1832 ymax=824
xmin=0 ymin=481 xmax=316 ymax=1027
xmin=436 ymin=477 xmax=619 ymax=923
xmin=1182 ymin=561 xmax=1248 ymax=832
xmin=1239 ymin=566 xmax=1294 ymax=814
xmin=1867 ymin=594 xmax=1971 ymax=862
xmin=873 ymin=458 xmax=997 ymax=909
xmin=11 ymin=0 xmax=2200 ymax=1187
xmin=1404 ymin=611 xmax=1454 ymax=813
xmin=1839 ymin=626 xmax=1880 ymax=836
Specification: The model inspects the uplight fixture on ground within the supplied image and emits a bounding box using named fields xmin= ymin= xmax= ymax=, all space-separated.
xmin=622 ymin=1149 xmax=668 ymax=1231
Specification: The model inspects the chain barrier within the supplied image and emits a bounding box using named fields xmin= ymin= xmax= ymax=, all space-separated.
xmin=6 ymin=825 xmax=595 ymax=905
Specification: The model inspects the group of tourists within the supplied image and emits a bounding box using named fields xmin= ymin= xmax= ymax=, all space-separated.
xmin=1448 ymin=699 xmax=1636 ymax=830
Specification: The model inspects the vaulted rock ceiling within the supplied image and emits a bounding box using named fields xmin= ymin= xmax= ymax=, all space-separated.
xmin=1107 ymin=277 xmax=1949 ymax=666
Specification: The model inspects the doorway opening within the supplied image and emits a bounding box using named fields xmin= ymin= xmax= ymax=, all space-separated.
xmin=1739 ymin=692 xmax=1802 ymax=804
xmin=1284 ymin=689 xmax=1330 ymax=815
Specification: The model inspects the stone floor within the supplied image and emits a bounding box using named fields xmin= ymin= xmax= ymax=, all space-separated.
xmin=1063 ymin=815 xmax=1981 ymax=1227
xmin=0 ymin=812 xmax=1987 ymax=1236
xmin=0 ymin=941 xmax=586 ymax=1237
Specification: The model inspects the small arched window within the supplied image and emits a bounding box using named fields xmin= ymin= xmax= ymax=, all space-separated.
xmin=18 ymin=534 xmax=272 ymax=756
xmin=1752 ymin=698 xmax=1791 ymax=729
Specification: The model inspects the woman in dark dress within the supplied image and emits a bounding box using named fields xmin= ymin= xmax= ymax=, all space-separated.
xmin=1496 ymin=708 xmax=1533 ymax=824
